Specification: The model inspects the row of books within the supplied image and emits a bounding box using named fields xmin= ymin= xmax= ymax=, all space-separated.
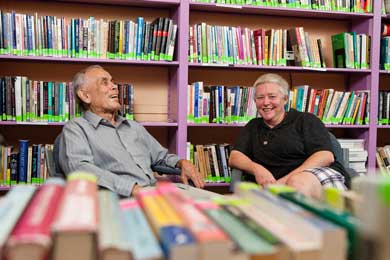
xmin=0 ymin=173 xmax=388 ymax=260
xmin=288 ymin=86 xmax=370 ymax=125
xmin=187 ymin=81 xmax=370 ymax=126
xmin=194 ymin=0 xmax=373 ymax=13
xmin=187 ymin=142 xmax=232 ymax=183
xmin=0 ymin=11 xmax=177 ymax=61
xmin=331 ymin=32 xmax=370 ymax=69
xmin=0 ymin=76 xmax=134 ymax=123
xmin=376 ymin=145 xmax=390 ymax=175
xmin=0 ymin=141 xmax=52 ymax=186
xmin=189 ymin=24 xmax=327 ymax=68
xmin=187 ymin=82 xmax=257 ymax=124
xmin=378 ymin=90 xmax=390 ymax=125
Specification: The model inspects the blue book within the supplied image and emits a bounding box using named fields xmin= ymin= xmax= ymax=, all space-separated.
xmin=47 ymin=82 xmax=53 ymax=122
xmin=17 ymin=139 xmax=29 ymax=184
xmin=136 ymin=17 xmax=144 ymax=60
xmin=119 ymin=199 xmax=163 ymax=260
xmin=194 ymin=82 xmax=199 ymax=122
xmin=159 ymin=226 xmax=196 ymax=260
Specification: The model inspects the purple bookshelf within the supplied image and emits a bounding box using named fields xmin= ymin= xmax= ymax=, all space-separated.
xmin=0 ymin=0 xmax=385 ymax=182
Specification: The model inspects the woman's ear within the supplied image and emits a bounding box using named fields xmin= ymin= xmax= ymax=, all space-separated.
xmin=283 ymin=93 xmax=289 ymax=105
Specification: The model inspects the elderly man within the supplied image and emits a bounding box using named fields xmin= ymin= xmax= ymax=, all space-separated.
xmin=59 ymin=65 xmax=204 ymax=197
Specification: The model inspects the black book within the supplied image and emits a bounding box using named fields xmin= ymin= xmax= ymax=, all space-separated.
xmin=155 ymin=17 xmax=164 ymax=58
xmin=9 ymin=152 xmax=18 ymax=185
xmin=317 ymin=38 xmax=326 ymax=68
xmin=0 ymin=78 xmax=4 ymax=118
xmin=150 ymin=18 xmax=159 ymax=59
xmin=160 ymin=18 xmax=171 ymax=59
xmin=31 ymin=144 xmax=39 ymax=184
xmin=0 ymin=11 xmax=3 ymax=50
xmin=147 ymin=23 xmax=154 ymax=58
xmin=143 ymin=21 xmax=150 ymax=58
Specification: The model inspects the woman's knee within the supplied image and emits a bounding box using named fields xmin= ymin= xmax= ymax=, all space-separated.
xmin=286 ymin=172 xmax=322 ymax=198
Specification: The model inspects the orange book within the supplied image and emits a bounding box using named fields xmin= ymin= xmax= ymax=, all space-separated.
xmin=51 ymin=172 xmax=98 ymax=260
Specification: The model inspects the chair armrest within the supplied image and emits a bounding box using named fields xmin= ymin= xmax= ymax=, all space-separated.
xmin=151 ymin=164 xmax=181 ymax=175
xmin=230 ymin=168 xmax=243 ymax=192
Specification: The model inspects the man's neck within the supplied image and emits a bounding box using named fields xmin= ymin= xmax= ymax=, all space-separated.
xmin=90 ymin=109 xmax=117 ymax=125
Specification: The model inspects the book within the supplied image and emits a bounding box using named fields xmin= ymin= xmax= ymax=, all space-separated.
xmin=0 ymin=185 xmax=37 ymax=259
xmin=352 ymin=175 xmax=390 ymax=260
xmin=234 ymin=183 xmax=322 ymax=260
xmin=98 ymin=190 xmax=132 ymax=260
xmin=156 ymin=182 xmax=232 ymax=260
xmin=119 ymin=198 xmax=163 ymax=260
xmin=136 ymin=188 xmax=197 ymax=260
xmin=51 ymin=172 xmax=98 ymax=260
xmin=194 ymin=199 xmax=278 ymax=260
xmin=272 ymin=189 xmax=359 ymax=260
xmin=213 ymin=196 xmax=290 ymax=260
xmin=5 ymin=178 xmax=66 ymax=260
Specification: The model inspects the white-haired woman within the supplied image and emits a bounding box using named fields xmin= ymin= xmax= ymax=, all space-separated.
xmin=229 ymin=73 xmax=347 ymax=198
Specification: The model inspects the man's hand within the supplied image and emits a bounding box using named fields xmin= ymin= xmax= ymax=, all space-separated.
xmin=131 ymin=184 xmax=141 ymax=197
xmin=176 ymin=159 xmax=204 ymax=188
xmin=253 ymin=165 xmax=276 ymax=187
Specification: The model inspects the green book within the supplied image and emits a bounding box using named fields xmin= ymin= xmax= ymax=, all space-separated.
xmin=195 ymin=200 xmax=277 ymax=259
xmin=276 ymin=191 xmax=359 ymax=260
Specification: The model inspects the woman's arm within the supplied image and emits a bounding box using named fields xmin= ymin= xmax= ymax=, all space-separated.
xmin=229 ymin=150 xmax=276 ymax=186
xmin=277 ymin=150 xmax=334 ymax=184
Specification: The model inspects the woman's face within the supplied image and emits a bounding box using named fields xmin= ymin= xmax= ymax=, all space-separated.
xmin=254 ymin=82 xmax=288 ymax=127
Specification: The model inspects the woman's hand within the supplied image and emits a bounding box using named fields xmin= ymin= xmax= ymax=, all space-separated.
xmin=253 ymin=165 xmax=276 ymax=187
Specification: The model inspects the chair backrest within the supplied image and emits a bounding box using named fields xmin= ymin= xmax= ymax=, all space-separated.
xmin=46 ymin=134 xmax=66 ymax=179
xmin=328 ymin=132 xmax=345 ymax=166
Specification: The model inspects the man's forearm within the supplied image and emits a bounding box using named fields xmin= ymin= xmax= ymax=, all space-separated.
xmin=69 ymin=162 xmax=136 ymax=197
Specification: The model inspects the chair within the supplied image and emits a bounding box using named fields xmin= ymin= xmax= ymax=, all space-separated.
xmin=229 ymin=132 xmax=357 ymax=192
xmin=46 ymin=134 xmax=67 ymax=178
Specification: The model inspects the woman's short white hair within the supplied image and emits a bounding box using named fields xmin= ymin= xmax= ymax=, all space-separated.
xmin=253 ymin=73 xmax=289 ymax=99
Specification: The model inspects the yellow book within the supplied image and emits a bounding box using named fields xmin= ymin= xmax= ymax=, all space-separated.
xmin=119 ymin=20 xmax=123 ymax=56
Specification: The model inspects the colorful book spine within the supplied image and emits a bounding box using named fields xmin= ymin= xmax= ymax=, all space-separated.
xmin=17 ymin=140 xmax=29 ymax=184
xmin=156 ymin=182 xmax=232 ymax=260
xmin=98 ymin=190 xmax=132 ymax=260
xmin=51 ymin=172 xmax=98 ymax=260
xmin=0 ymin=185 xmax=37 ymax=258
xmin=136 ymin=188 xmax=196 ymax=260
xmin=6 ymin=178 xmax=66 ymax=260
xmin=194 ymin=200 xmax=277 ymax=259
xmin=119 ymin=198 xmax=163 ymax=260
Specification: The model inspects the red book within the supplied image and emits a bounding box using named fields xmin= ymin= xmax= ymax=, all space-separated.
xmin=51 ymin=172 xmax=98 ymax=260
xmin=6 ymin=178 xmax=66 ymax=260
xmin=253 ymin=28 xmax=265 ymax=65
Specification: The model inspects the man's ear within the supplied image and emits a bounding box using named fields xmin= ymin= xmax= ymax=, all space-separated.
xmin=77 ymin=88 xmax=91 ymax=104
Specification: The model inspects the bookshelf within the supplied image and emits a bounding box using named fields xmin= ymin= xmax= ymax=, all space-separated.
xmin=0 ymin=0 xmax=386 ymax=189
